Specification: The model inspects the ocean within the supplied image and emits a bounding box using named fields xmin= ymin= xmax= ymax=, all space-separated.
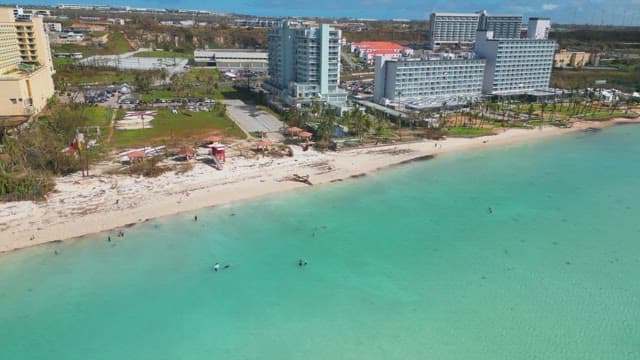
xmin=1 ymin=125 xmax=639 ymax=359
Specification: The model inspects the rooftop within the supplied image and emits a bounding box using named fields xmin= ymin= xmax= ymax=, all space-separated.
xmin=352 ymin=41 xmax=411 ymax=50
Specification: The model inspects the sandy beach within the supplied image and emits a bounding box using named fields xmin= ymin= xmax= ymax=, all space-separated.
xmin=1 ymin=117 xmax=638 ymax=253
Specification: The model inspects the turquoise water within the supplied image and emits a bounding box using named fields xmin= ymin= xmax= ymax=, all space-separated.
xmin=1 ymin=125 xmax=640 ymax=359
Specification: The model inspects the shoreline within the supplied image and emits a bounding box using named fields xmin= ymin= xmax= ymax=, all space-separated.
xmin=1 ymin=117 xmax=638 ymax=254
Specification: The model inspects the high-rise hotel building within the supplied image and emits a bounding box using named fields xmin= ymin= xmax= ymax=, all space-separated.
xmin=474 ymin=25 xmax=555 ymax=95
xmin=267 ymin=21 xmax=347 ymax=108
xmin=0 ymin=7 xmax=55 ymax=116
xmin=373 ymin=55 xmax=486 ymax=103
xmin=429 ymin=11 xmax=522 ymax=49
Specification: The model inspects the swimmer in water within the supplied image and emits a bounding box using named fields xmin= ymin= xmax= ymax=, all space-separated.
xmin=213 ymin=263 xmax=220 ymax=272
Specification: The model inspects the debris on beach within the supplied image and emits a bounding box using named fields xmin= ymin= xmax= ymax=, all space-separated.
xmin=283 ymin=174 xmax=313 ymax=186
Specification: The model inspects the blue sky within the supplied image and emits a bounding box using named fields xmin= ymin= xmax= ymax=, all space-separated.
xmin=11 ymin=0 xmax=640 ymax=24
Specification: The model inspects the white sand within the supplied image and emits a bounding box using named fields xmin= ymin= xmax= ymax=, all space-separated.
xmin=1 ymin=118 xmax=638 ymax=253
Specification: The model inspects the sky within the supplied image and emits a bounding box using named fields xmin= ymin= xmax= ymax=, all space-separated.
xmin=11 ymin=0 xmax=640 ymax=25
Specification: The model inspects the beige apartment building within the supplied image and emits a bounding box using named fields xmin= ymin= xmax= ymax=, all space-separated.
xmin=554 ymin=49 xmax=592 ymax=68
xmin=0 ymin=7 xmax=55 ymax=117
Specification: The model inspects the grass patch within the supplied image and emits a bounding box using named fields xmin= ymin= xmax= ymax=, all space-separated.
xmin=82 ymin=106 xmax=113 ymax=127
xmin=551 ymin=68 xmax=640 ymax=92
xmin=52 ymin=43 xmax=97 ymax=57
xmin=111 ymin=109 xmax=245 ymax=149
xmin=97 ymin=32 xmax=132 ymax=55
xmin=140 ymin=90 xmax=181 ymax=102
xmin=134 ymin=50 xmax=193 ymax=59
xmin=447 ymin=127 xmax=494 ymax=138
xmin=54 ymin=66 xmax=164 ymax=86
xmin=53 ymin=57 xmax=74 ymax=67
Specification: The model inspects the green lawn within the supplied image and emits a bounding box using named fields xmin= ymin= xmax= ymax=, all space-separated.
xmin=140 ymin=90 xmax=181 ymax=102
xmin=182 ymin=68 xmax=223 ymax=83
xmin=53 ymin=57 xmax=73 ymax=67
xmin=54 ymin=67 xmax=139 ymax=85
xmin=111 ymin=109 xmax=245 ymax=149
xmin=134 ymin=50 xmax=193 ymax=59
xmin=447 ymin=127 xmax=494 ymax=138
xmin=54 ymin=65 xmax=167 ymax=86
xmin=98 ymin=32 xmax=132 ymax=55
xmin=83 ymin=106 xmax=113 ymax=127
xmin=51 ymin=31 xmax=132 ymax=58
xmin=52 ymin=43 xmax=97 ymax=57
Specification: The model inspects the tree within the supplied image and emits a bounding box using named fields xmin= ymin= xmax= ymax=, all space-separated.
xmin=134 ymin=72 xmax=152 ymax=93
xmin=316 ymin=109 xmax=338 ymax=144
xmin=540 ymin=102 xmax=548 ymax=120
xmin=283 ymin=106 xmax=303 ymax=128
xmin=346 ymin=106 xmax=371 ymax=144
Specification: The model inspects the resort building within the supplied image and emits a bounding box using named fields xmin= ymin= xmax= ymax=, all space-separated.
xmin=373 ymin=54 xmax=486 ymax=108
xmin=474 ymin=29 xmax=555 ymax=95
xmin=429 ymin=11 xmax=523 ymax=49
xmin=477 ymin=11 xmax=522 ymax=40
xmin=527 ymin=17 xmax=551 ymax=40
xmin=350 ymin=41 xmax=414 ymax=65
xmin=0 ymin=7 xmax=55 ymax=117
xmin=429 ymin=12 xmax=480 ymax=48
xmin=266 ymin=20 xmax=347 ymax=108
xmin=194 ymin=49 xmax=268 ymax=71
xmin=554 ymin=49 xmax=592 ymax=68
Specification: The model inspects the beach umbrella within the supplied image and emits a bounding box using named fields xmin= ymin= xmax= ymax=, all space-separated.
xmin=298 ymin=131 xmax=313 ymax=140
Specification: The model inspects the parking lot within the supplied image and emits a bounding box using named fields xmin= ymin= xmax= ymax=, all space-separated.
xmin=222 ymin=99 xmax=284 ymax=140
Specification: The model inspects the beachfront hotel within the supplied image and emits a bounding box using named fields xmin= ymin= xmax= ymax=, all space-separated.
xmin=429 ymin=11 xmax=522 ymax=49
xmin=474 ymin=20 xmax=556 ymax=95
xmin=0 ymin=7 xmax=55 ymax=117
xmin=266 ymin=20 xmax=347 ymax=109
xmin=373 ymin=54 xmax=486 ymax=106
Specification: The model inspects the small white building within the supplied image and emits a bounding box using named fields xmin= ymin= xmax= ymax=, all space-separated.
xmin=44 ymin=22 xmax=62 ymax=32
xmin=194 ymin=49 xmax=268 ymax=71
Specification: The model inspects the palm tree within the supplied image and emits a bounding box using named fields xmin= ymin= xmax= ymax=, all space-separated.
xmin=317 ymin=109 xmax=337 ymax=144
xmin=540 ymin=102 xmax=548 ymax=121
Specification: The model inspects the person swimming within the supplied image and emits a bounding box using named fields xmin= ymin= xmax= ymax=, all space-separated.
xmin=213 ymin=263 xmax=220 ymax=272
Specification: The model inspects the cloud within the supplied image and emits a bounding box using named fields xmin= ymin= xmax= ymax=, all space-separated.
xmin=542 ymin=4 xmax=559 ymax=10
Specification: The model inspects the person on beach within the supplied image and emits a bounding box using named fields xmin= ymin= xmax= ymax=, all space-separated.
xmin=213 ymin=263 xmax=220 ymax=272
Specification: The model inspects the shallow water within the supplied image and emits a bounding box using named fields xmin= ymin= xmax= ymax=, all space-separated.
xmin=1 ymin=125 xmax=640 ymax=359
